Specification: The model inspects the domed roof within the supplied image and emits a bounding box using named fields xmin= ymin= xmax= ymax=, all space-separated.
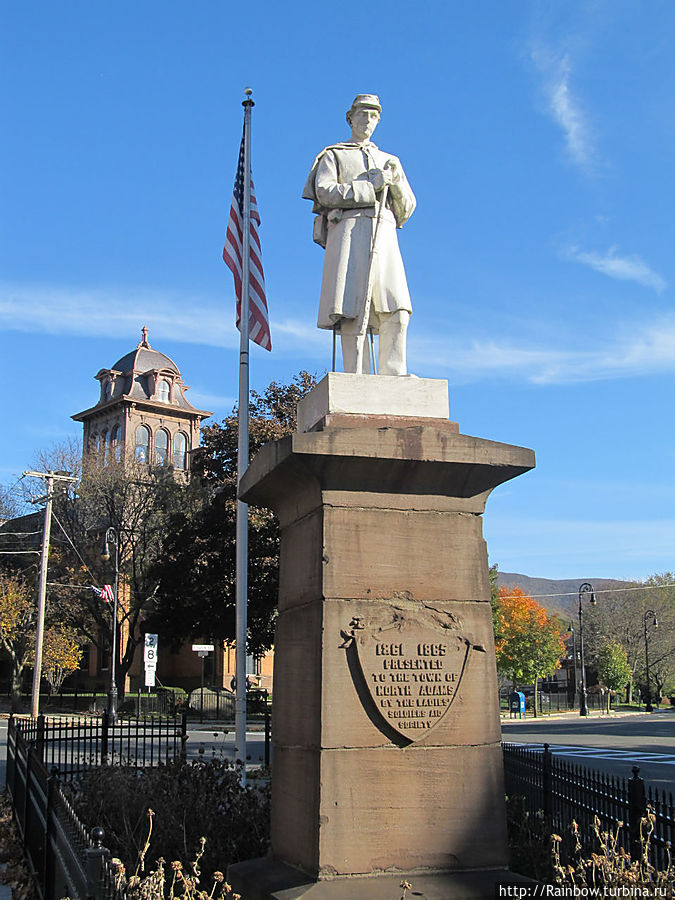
xmin=112 ymin=326 xmax=180 ymax=375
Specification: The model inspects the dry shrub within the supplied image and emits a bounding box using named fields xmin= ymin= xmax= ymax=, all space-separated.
xmin=552 ymin=811 xmax=674 ymax=893
xmin=64 ymin=759 xmax=270 ymax=883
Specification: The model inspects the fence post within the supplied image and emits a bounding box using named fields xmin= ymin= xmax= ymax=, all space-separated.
xmin=36 ymin=714 xmax=45 ymax=762
xmin=43 ymin=766 xmax=59 ymax=900
xmin=23 ymin=744 xmax=34 ymax=844
xmin=542 ymin=743 xmax=552 ymax=820
xmin=628 ymin=766 xmax=647 ymax=863
xmin=264 ymin=695 xmax=270 ymax=769
xmin=100 ymin=711 xmax=109 ymax=764
xmin=180 ymin=710 xmax=187 ymax=760
xmin=7 ymin=715 xmax=15 ymax=794
xmin=85 ymin=826 xmax=110 ymax=900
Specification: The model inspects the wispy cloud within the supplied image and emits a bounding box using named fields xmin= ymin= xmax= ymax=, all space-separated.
xmin=530 ymin=45 xmax=597 ymax=173
xmin=0 ymin=283 xmax=325 ymax=355
xmin=187 ymin=390 xmax=237 ymax=412
xmin=564 ymin=245 xmax=667 ymax=293
xmin=413 ymin=316 xmax=675 ymax=385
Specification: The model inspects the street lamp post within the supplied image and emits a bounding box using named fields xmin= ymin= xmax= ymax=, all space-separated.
xmin=578 ymin=582 xmax=596 ymax=717
xmin=101 ymin=527 xmax=120 ymax=722
xmin=568 ymin=622 xmax=578 ymax=711
xmin=643 ymin=609 xmax=659 ymax=713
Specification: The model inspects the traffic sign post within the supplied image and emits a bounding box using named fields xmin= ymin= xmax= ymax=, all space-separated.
xmin=192 ymin=644 xmax=214 ymax=722
xmin=144 ymin=634 xmax=159 ymax=694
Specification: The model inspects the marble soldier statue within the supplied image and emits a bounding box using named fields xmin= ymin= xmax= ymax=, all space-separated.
xmin=303 ymin=94 xmax=416 ymax=375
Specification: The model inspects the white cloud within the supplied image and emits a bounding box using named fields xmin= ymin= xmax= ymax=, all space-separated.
xmin=412 ymin=316 xmax=675 ymax=385
xmin=0 ymin=282 xmax=326 ymax=356
xmin=564 ymin=245 xmax=667 ymax=293
xmin=187 ymin=390 xmax=237 ymax=411
xmin=5 ymin=281 xmax=675 ymax=388
xmin=530 ymin=46 xmax=597 ymax=173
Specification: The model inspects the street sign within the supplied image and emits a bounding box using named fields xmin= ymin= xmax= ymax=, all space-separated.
xmin=145 ymin=667 xmax=156 ymax=687
xmin=192 ymin=644 xmax=214 ymax=653
xmin=144 ymin=634 xmax=159 ymax=663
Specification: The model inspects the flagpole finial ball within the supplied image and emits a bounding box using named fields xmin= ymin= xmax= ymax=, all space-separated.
xmin=244 ymin=87 xmax=253 ymax=97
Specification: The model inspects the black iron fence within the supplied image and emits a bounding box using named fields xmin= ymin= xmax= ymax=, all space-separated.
xmin=503 ymin=742 xmax=675 ymax=870
xmin=499 ymin=689 xmax=608 ymax=716
xmin=12 ymin=712 xmax=187 ymax=779
xmin=7 ymin=720 xmax=119 ymax=900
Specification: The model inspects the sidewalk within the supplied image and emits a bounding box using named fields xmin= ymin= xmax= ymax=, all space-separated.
xmin=500 ymin=707 xmax=655 ymax=723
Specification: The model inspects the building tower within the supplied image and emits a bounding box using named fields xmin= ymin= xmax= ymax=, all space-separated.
xmin=72 ymin=326 xmax=212 ymax=470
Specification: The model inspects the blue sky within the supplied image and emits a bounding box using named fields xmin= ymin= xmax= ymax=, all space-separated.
xmin=1 ymin=1 xmax=673 ymax=580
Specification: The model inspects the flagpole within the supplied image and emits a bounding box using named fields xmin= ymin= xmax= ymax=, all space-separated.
xmin=235 ymin=87 xmax=254 ymax=783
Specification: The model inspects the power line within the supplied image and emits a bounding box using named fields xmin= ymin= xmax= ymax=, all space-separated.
xmin=499 ymin=582 xmax=675 ymax=601
xmin=0 ymin=550 xmax=40 ymax=555
xmin=51 ymin=510 xmax=99 ymax=585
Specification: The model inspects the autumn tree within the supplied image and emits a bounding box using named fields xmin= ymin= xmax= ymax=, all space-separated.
xmin=495 ymin=585 xmax=566 ymax=715
xmin=148 ymin=372 xmax=317 ymax=657
xmin=0 ymin=571 xmax=37 ymax=708
xmin=489 ymin=563 xmax=501 ymax=642
xmin=42 ymin=627 xmax=83 ymax=695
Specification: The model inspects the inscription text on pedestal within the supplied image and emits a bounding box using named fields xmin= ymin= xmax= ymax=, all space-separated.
xmin=348 ymin=615 xmax=471 ymax=743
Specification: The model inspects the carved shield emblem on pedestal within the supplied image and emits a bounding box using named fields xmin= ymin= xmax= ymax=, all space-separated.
xmin=342 ymin=607 xmax=477 ymax=745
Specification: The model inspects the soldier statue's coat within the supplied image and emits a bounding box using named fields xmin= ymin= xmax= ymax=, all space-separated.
xmin=303 ymin=141 xmax=416 ymax=333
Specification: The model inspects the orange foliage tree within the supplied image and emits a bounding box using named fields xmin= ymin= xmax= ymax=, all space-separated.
xmin=495 ymin=586 xmax=566 ymax=704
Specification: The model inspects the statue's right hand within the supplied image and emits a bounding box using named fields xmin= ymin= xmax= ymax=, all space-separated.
xmin=369 ymin=168 xmax=394 ymax=192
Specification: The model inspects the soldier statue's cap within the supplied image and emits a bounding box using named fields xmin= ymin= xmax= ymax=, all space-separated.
xmin=347 ymin=94 xmax=382 ymax=115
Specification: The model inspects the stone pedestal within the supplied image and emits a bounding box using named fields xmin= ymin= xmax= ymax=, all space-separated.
xmin=229 ymin=376 xmax=535 ymax=898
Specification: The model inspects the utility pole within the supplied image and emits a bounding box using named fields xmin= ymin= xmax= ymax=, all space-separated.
xmin=23 ymin=470 xmax=77 ymax=717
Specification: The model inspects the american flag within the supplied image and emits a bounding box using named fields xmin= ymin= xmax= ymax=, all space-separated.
xmin=91 ymin=584 xmax=114 ymax=603
xmin=223 ymin=126 xmax=271 ymax=351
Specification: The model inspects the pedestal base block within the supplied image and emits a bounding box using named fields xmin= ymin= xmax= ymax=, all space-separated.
xmin=237 ymin=383 xmax=536 ymax=890
xmin=228 ymin=858 xmax=536 ymax=900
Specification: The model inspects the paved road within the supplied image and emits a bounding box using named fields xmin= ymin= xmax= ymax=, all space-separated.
xmin=0 ymin=720 xmax=270 ymax=788
xmin=186 ymin=726 xmax=270 ymax=766
xmin=502 ymin=709 xmax=675 ymax=794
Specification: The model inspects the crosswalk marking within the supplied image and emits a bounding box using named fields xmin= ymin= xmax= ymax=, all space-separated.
xmin=508 ymin=743 xmax=675 ymax=766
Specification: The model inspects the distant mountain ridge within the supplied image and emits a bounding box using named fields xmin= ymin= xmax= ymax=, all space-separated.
xmin=496 ymin=572 xmax=633 ymax=619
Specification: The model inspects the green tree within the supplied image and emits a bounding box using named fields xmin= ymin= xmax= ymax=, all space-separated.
xmin=585 ymin=573 xmax=675 ymax=703
xmin=596 ymin=640 xmax=631 ymax=712
xmin=149 ymin=372 xmax=317 ymax=657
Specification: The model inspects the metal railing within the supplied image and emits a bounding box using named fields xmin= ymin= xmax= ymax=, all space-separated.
xmin=7 ymin=721 xmax=118 ymax=900
xmin=503 ymin=742 xmax=674 ymax=870
xmin=13 ymin=712 xmax=187 ymax=779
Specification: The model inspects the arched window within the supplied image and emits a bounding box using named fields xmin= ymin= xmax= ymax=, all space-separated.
xmin=91 ymin=432 xmax=100 ymax=455
xmin=155 ymin=428 xmax=169 ymax=465
xmin=104 ymin=381 xmax=113 ymax=401
xmin=102 ymin=430 xmax=109 ymax=464
xmin=135 ymin=425 xmax=150 ymax=462
xmin=157 ymin=379 xmax=171 ymax=403
xmin=111 ymin=425 xmax=122 ymax=462
xmin=173 ymin=432 xmax=188 ymax=469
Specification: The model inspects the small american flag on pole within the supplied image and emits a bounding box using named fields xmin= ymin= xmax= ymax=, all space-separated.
xmin=91 ymin=584 xmax=114 ymax=603
xmin=223 ymin=126 xmax=271 ymax=351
